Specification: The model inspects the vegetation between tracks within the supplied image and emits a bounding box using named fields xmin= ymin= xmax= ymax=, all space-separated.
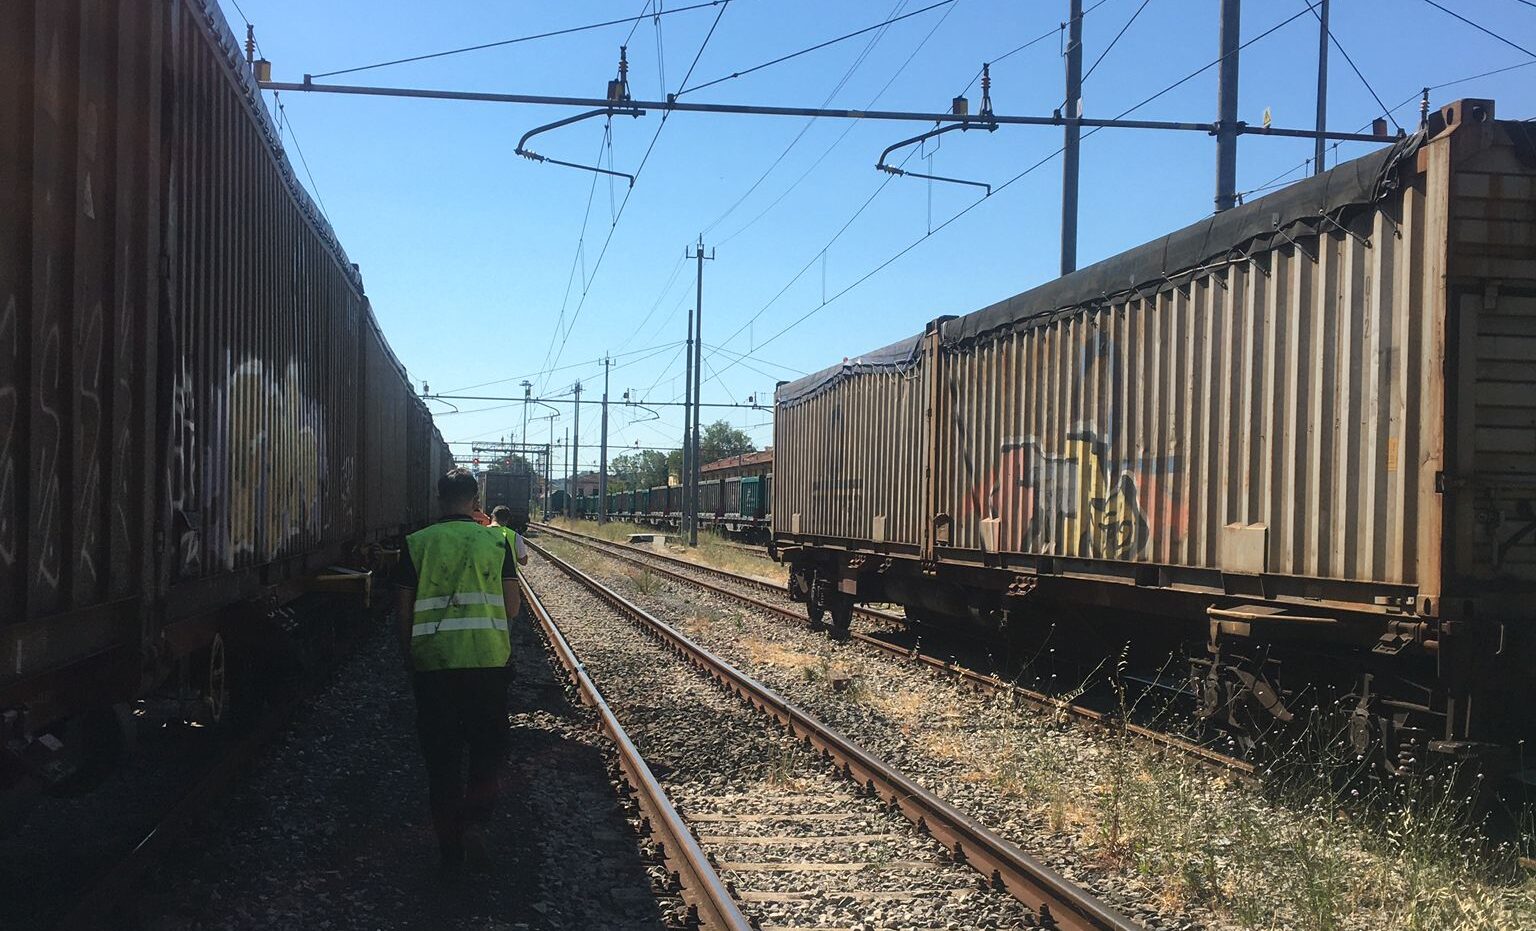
xmin=544 ymin=517 xmax=780 ymax=582
xmin=541 ymin=535 xmax=1536 ymax=931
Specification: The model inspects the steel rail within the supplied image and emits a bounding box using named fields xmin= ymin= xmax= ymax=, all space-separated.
xmin=529 ymin=538 xmax=1145 ymax=931
xmin=520 ymin=578 xmax=753 ymax=931
xmin=533 ymin=522 xmax=1254 ymax=778
xmin=259 ymin=80 xmax=1394 ymax=143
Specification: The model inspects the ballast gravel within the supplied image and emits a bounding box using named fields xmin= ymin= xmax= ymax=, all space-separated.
xmin=135 ymin=605 xmax=672 ymax=931
xmin=522 ymin=558 xmax=1042 ymax=931
xmin=541 ymin=536 xmax=1289 ymax=931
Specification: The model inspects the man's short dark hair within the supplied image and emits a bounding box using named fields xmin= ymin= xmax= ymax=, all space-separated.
xmin=490 ymin=505 xmax=513 ymax=526
xmin=438 ymin=468 xmax=478 ymax=506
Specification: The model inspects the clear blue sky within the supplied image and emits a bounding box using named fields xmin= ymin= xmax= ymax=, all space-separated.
xmin=223 ymin=0 xmax=1535 ymax=476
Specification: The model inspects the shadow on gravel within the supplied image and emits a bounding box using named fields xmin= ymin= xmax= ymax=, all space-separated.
xmin=128 ymin=607 xmax=668 ymax=931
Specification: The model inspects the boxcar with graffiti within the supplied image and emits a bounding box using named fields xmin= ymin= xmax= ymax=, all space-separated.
xmin=0 ymin=0 xmax=449 ymax=791
xmin=774 ymin=101 xmax=1536 ymax=773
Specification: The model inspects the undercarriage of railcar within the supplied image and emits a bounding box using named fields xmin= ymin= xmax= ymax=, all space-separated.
xmin=775 ymin=541 xmax=1532 ymax=780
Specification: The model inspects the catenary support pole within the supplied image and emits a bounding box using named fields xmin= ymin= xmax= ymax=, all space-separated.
xmin=572 ymin=381 xmax=582 ymax=515
xmin=1061 ymin=0 xmax=1084 ymax=275
xmin=598 ymin=357 xmax=610 ymax=524
xmin=685 ymin=236 xmax=713 ymax=547
xmin=1313 ymin=0 xmax=1329 ymax=175
xmin=521 ymin=380 xmax=532 ymax=453
xmin=563 ymin=429 xmax=571 ymax=517
xmin=1214 ymin=0 xmax=1241 ymax=212
xmin=682 ymin=288 xmax=695 ymax=542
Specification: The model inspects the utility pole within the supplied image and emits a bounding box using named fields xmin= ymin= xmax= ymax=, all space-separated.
xmin=563 ymin=429 xmax=571 ymax=517
xmin=546 ymin=415 xmax=558 ymax=517
xmin=1061 ymin=0 xmax=1084 ymax=274
xmin=1214 ymin=0 xmax=1241 ymax=212
xmin=1313 ymin=0 xmax=1330 ymax=175
xmin=572 ymin=380 xmax=582 ymax=513
xmin=598 ymin=356 xmax=611 ymax=524
xmin=682 ymin=292 xmax=695 ymax=541
xmin=521 ymin=380 xmax=532 ymax=454
xmin=685 ymin=236 xmax=714 ymax=547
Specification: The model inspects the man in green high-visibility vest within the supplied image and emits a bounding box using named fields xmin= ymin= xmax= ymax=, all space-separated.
xmin=394 ymin=468 xmax=520 ymax=873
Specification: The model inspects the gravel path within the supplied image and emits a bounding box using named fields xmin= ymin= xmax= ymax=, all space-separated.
xmin=522 ymin=558 xmax=1043 ymax=931
xmin=135 ymin=605 xmax=672 ymax=931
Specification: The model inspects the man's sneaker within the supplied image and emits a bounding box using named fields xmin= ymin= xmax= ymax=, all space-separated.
xmin=462 ymin=826 xmax=491 ymax=873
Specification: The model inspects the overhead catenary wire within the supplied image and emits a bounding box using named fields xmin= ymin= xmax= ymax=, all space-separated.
xmin=1301 ymin=0 xmax=1402 ymax=134
xmin=1237 ymin=55 xmax=1536 ymax=199
xmin=704 ymin=4 xmax=1323 ymax=387
xmin=311 ymin=0 xmax=735 ymax=79
xmin=956 ymin=0 xmax=1111 ymax=100
xmin=614 ymin=253 xmax=689 ymax=353
xmin=534 ymin=0 xmax=734 ymax=393
xmin=271 ymin=92 xmax=332 ymax=224
xmin=713 ymin=0 xmax=967 ymax=247
xmin=534 ymin=129 xmax=612 ymax=384
xmin=704 ymin=4 xmax=1120 ymax=372
xmin=442 ymin=340 xmax=683 ymax=395
xmin=699 ymin=0 xmax=916 ymax=239
xmin=1420 ymin=0 xmax=1536 ymax=60
xmin=676 ymin=0 xmax=954 ymax=97
xmin=1080 ymin=0 xmax=1154 ymax=86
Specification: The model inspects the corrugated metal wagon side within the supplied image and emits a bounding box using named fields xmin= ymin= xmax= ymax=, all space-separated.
xmin=774 ymin=102 xmax=1536 ymax=763
xmin=1 ymin=0 xmax=171 ymax=707
xmin=773 ymin=335 xmax=929 ymax=551
xmin=1 ymin=0 xmax=445 ymax=787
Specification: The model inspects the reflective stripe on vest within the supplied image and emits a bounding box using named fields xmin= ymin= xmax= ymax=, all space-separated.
xmin=410 ymin=616 xmax=508 ymax=637
xmin=414 ymin=591 xmax=503 ymax=611
xmin=405 ymin=520 xmax=511 ymax=671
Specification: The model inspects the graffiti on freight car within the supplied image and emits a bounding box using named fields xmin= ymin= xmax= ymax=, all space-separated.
xmin=0 ymin=295 xmax=17 ymax=574
xmin=74 ymin=300 xmax=105 ymax=586
xmin=32 ymin=309 xmax=64 ymax=590
xmin=220 ymin=359 xmax=327 ymax=566
xmin=964 ymin=424 xmax=1184 ymax=560
xmin=169 ymin=358 xmax=201 ymax=575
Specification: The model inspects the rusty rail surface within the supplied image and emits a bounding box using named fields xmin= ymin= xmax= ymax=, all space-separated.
xmin=533 ymin=522 xmax=1254 ymax=778
xmin=530 ymin=538 xmax=1145 ymax=931
xmin=519 ymin=578 xmax=753 ymax=931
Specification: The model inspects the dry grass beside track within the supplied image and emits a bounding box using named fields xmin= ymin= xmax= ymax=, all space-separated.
xmin=544 ymin=517 xmax=781 ymax=583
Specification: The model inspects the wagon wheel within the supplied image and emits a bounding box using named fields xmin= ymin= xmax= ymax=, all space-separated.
xmin=828 ymin=596 xmax=854 ymax=638
xmin=806 ymin=601 xmax=826 ymax=626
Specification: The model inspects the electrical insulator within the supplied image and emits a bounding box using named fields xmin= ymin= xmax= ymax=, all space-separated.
xmin=608 ymin=46 xmax=631 ymax=103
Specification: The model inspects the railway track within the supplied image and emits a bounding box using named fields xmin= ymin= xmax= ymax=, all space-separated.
xmin=522 ymin=574 xmax=749 ymax=929
xmin=532 ymin=522 xmax=1253 ymax=779
xmin=525 ymin=539 xmax=1144 ymax=931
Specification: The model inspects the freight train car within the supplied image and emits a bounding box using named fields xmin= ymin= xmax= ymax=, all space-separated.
xmin=0 ymin=0 xmax=448 ymax=793
xmin=774 ymin=101 xmax=1536 ymax=772
xmin=478 ymin=468 xmax=532 ymax=532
